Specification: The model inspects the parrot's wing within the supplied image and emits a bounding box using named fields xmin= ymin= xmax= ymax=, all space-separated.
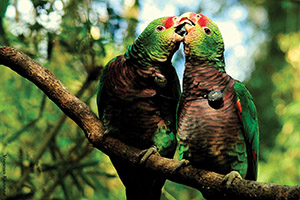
xmin=96 ymin=57 xmax=116 ymax=120
xmin=234 ymin=81 xmax=259 ymax=180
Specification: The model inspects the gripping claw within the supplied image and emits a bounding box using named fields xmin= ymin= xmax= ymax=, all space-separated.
xmin=223 ymin=171 xmax=242 ymax=187
xmin=139 ymin=146 xmax=158 ymax=164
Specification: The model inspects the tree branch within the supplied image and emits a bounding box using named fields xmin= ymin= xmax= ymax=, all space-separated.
xmin=0 ymin=46 xmax=299 ymax=200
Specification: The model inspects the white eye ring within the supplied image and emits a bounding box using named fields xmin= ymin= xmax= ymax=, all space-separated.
xmin=156 ymin=25 xmax=166 ymax=32
xmin=196 ymin=14 xmax=201 ymax=19
xmin=203 ymin=27 xmax=211 ymax=35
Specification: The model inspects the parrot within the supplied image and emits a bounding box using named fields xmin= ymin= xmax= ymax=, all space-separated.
xmin=97 ymin=16 xmax=186 ymax=200
xmin=177 ymin=12 xmax=259 ymax=183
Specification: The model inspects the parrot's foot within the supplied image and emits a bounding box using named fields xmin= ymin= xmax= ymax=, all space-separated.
xmin=101 ymin=129 xmax=111 ymax=141
xmin=174 ymin=159 xmax=190 ymax=172
xmin=177 ymin=159 xmax=190 ymax=168
xmin=223 ymin=171 xmax=242 ymax=187
xmin=139 ymin=145 xmax=158 ymax=164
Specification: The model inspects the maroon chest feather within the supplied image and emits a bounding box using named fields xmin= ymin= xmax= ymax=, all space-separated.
xmin=100 ymin=56 xmax=178 ymax=149
xmin=178 ymin=62 xmax=244 ymax=172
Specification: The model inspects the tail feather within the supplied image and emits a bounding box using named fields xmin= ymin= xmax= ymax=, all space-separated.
xmin=110 ymin=156 xmax=165 ymax=200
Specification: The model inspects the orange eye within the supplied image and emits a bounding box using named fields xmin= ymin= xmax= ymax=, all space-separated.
xmin=203 ymin=27 xmax=211 ymax=35
xmin=156 ymin=25 xmax=166 ymax=32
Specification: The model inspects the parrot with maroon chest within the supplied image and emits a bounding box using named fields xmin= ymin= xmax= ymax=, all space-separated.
xmin=177 ymin=12 xmax=259 ymax=182
xmin=97 ymin=16 xmax=185 ymax=199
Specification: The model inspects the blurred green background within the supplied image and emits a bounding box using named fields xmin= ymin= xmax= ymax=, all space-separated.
xmin=0 ymin=0 xmax=300 ymax=199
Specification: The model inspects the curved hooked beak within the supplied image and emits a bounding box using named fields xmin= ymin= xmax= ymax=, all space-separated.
xmin=178 ymin=12 xmax=195 ymax=34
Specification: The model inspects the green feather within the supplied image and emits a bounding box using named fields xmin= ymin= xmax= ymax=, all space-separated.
xmin=96 ymin=57 xmax=116 ymax=123
xmin=234 ymin=81 xmax=259 ymax=180
xmin=184 ymin=15 xmax=225 ymax=70
xmin=125 ymin=17 xmax=180 ymax=68
xmin=153 ymin=125 xmax=176 ymax=157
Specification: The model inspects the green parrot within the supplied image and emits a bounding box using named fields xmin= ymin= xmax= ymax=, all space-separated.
xmin=177 ymin=12 xmax=259 ymax=183
xmin=97 ymin=16 xmax=185 ymax=199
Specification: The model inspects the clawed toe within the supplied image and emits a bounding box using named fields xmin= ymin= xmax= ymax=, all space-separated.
xmin=173 ymin=159 xmax=190 ymax=172
xmin=177 ymin=159 xmax=190 ymax=168
xmin=101 ymin=129 xmax=111 ymax=141
xmin=223 ymin=171 xmax=242 ymax=187
xmin=139 ymin=146 xmax=158 ymax=164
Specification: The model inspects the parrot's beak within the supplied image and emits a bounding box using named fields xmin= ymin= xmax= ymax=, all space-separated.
xmin=174 ymin=19 xmax=188 ymax=37
xmin=184 ymin=22 xmax=194 ymax=33
xmin=175 ymin=14 xmax=195 ymax=35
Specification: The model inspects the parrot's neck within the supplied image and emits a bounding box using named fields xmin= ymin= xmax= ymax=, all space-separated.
xmin=125 ymin=43 xmax=152 ymax=68
xmin=125 ymin=40 xmax=175 ymax=70
xmin=182 ymin=59 xmax=230 ymax=99
xmin=124 ymin=42 xmax=175 ymax=86
xmin=184 ymin=45 xmax=226 ymax=72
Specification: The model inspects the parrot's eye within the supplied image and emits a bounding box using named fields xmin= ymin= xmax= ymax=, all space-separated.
xmin=196 ymin=14 xmax=201 ymax=19
xmin=156 ymin=25 xmax=166 ymax=32
xmin=203 ymin=27 xmax=211 ymax=35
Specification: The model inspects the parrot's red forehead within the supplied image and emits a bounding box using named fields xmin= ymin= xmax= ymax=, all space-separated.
xmin=191 ymin=13 xmax=209 ymax=27
xmin=162 ymin=16 xmax=175 ymax=29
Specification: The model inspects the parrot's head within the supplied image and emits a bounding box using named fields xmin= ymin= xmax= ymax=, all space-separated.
xmin=126 ymin=16 xmax=188 ymax=65
xmin=179 ymin=12 xmax=225 ymax=69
